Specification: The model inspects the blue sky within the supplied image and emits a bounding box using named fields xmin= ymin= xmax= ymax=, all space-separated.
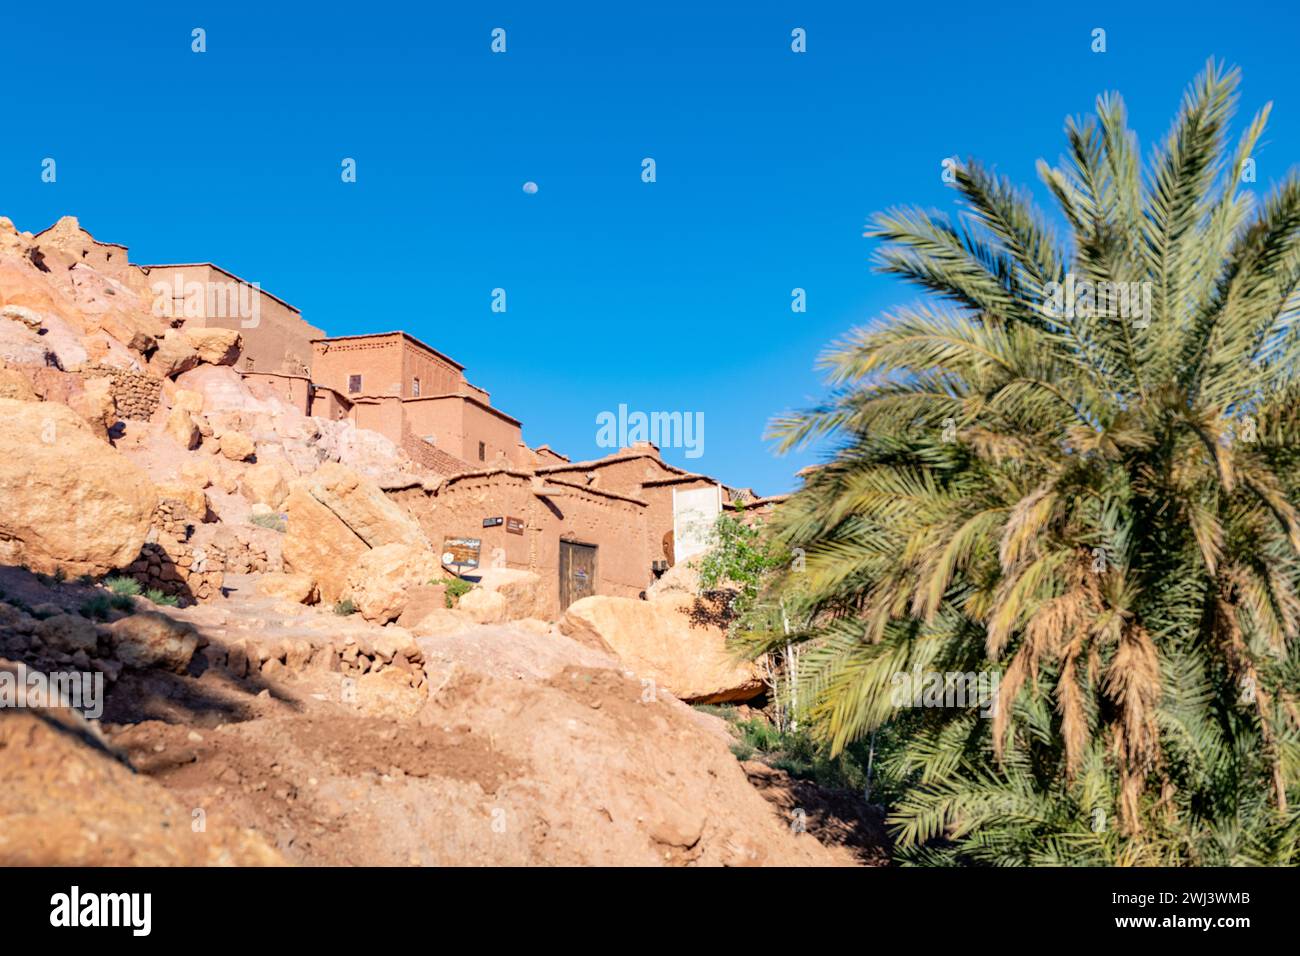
xmin=2 ymin=1 xmax=1297 ymax=493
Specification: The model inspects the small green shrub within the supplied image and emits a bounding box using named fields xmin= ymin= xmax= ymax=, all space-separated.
xmin=434 ymin=577 xmax=475 ymax=608
xmin=334 ymin=598 xmax=357 ymax=616
xmin=144 ymin=588 xmax=180 ymax=607
xmin=250 ymin=512 xmax=287 ymax=533
xmin=110 ymin=594 xmax=135 ymax=612
xmin=105 ymin=576 xmax=142 ymax=597
xmin=80 ymin=595 xmax=113 ymax=621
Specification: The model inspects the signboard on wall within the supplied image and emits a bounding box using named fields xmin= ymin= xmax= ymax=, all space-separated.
xmin=672 ymin=485 xmax=722 ymax=562
xmin=506 ymin=516 xmax=525 ymax=535
xmin=441 ymin=536 xmax=481 ymax=574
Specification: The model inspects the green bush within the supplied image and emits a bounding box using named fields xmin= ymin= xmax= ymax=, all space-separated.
xmin=105 ymin=576 xmax=142 ymax=597
xmin=144 ymin=588 xmax=180 ymax=607
xmin=334 ymin=598 xmax=357 ymax=616
xmin=80 ymin=595 xmax=113 ymax=621
xmin=432 ymin=577 xmax=475 ymax=608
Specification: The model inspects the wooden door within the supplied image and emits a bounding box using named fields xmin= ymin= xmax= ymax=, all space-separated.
xmin=559 ymin=541 xmax=597 ymax=610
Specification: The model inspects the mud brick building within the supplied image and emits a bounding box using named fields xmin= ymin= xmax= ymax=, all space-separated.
xmin=42 ymin=218 xmax=786 ymax=610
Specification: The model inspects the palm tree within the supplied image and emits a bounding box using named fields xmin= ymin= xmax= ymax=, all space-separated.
xmin=756 ymin=61 xmax=1300 ymax=865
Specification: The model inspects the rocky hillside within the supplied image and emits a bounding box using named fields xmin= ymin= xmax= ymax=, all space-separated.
xmin=0 ymin=215 xmax=884 ymax=866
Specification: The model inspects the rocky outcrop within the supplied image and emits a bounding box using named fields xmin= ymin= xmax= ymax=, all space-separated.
xmin=0 ymin=399 xmax=155 ymax=576
xmin=462 ymin=567 xmax=546 ymax=622
xmin=344 ymin=543 xmax=437 ymax=623
xmin=182 ymin=327 xmax=241 ymax=366
xmin=256 ymin=571 xmax=318 ymax=605
xmin=559 ymin=595 xmax=764 ymax=704
xmin=106 ymin=611 xmax=201 ymax=672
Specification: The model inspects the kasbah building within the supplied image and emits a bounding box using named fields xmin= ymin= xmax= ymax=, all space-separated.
xmin=64 ymin=221 xmax=786 ymax=616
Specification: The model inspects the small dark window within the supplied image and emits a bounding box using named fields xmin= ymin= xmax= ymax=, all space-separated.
xmin=478 ymin=441 xmax=486 ymax=461
xmin=412 ymin=377 xmax=420 ymax=397
xmin=348 ymin=374 xmax=362 ymax=394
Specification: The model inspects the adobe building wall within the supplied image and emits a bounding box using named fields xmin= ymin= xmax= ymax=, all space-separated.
xmin=313 ymin=333 xmax=462 ymax=399
xmin=401 ymin=395 xmax=524 ymax=467
xmin=400 ymin=336 xmax=462 ymax=398
xmin=386 ymin=471 xmax=650 ymax=617
xmin=141 ymin=264 xmax=322 ymax=375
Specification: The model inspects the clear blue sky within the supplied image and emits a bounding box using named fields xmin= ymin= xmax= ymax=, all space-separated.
xmin=2 ymin=1 xmax=1297 ymax=493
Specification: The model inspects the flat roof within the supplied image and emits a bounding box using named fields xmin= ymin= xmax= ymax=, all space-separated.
xmin=311 ymin=331 xmax=465 ymax=371
xmin=137 ymin=262 xmax=303 ymax=314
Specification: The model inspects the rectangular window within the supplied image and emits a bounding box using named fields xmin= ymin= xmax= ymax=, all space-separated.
xmin=348 ymin=374 xmax=362 ymax=394
xmin=412 ymin=377 xmax=420 ymax=397
xmin=478 ymin=441 xmax=486 ymax=461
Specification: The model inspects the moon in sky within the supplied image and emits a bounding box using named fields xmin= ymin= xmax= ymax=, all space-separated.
xmin=522 ymin=181 xmax=538 ymax=194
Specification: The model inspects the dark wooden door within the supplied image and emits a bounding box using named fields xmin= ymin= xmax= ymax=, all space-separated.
xmin=559 ymin=541 xmax=597 ymax=610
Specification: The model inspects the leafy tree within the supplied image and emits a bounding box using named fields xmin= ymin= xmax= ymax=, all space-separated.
xmin=754 ymin=62 xmax=1300 ymax=864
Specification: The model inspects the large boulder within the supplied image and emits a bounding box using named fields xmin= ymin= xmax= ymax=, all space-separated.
xmin=107 ymin=611 xmax=200 ymax=673
xmin=164 ymin=406 xmax=201 ymax=449
xmin=300 ymin=463 xmax=429 ymax=550
xmin=0 ymin=399 xmax=155 ymax=576
xmin=149 ymin=333 xmax=200 ymax=378
xmin=66 ymin=376 xmax=116 ymax=438
xmin=217 ymin=430 xmax=256 ymax=461
xmin=256 ymin=571 xmax=318 ymax=605
xmin=182 ymin=327 xmax=241 ymax=366
xmin=457 ymin=586 xmax=507 ymax=624
xmin=466 ymin=567 xmax=546 ymax=620
xmin=281 ymin=487 xmax=368 ymax=604
xmin=283 ymin=466 xmax=432 ymax=606
xmin=241 ymin=462 xmax=291 ymax=509
xmin=559 ymin=595 xmax=764 ymax=704
xmin=344 ymin=542 xmax=437 ymax=623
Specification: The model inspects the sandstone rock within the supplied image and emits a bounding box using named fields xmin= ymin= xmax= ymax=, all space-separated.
xmin=282 ymin=486 xmax=368 ymax=604
xmin=107 ymin=611 xmax=200 ymax=673
xmin=156 ymin=480 xmax=208 ymax=519
xmin=241 ymin=462 xmax=290 ymax=509
xmin=344 ymin=542 xmax=438 ymax=624
xmin=467 ymin=567 xmax=546 ymax=620
xmin=256 ymin=572 xmax=318 ymax=605
xmin=0 ymin=317 xmax=53 ymax=367
xmin=164 ymin=407 xmax=201 ymax=449
xmin=457 ymin=586 xmax=507 ymax=624
xmin=352 ymin=667 xmax=425 ymax=719
xmin=36 ymin=613 xmax=99 ymax=655
xmin=0 ymin=399 xmax=155 ymax=576
xmin=174 ymin=388 xmax=204 ymax=414
xmin=149 ymin=334 xmax=200 ymax=378
xmin=0 ymin=304 xmax=43 ymax=330
xmin=0 ymin=365 xmax=37 ymax=401
xmin=179 ymin=458 xmax=218 ymax=489
xmin=395 ymin=583 xmax=450 ymax=630
xmin=559 ymin=595 xmax=764 ymax=704
xmin=67 ymin=376 xmax=116 ymax=437
xmin=182 ymin=328 xmax=242 ymax=366
xmin=218 ymin=430 xmax=256 ymax=461
xmin=300 ymin=463 xmax=428 ymax=550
